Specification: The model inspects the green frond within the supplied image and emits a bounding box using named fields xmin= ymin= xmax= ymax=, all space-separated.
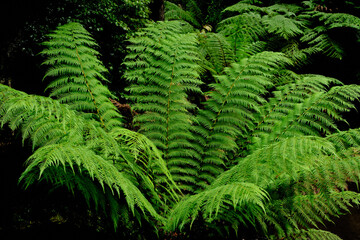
xmin=164 ymin=1 xmax=201 ymax=28
xmin=214 ymin=136 xmax=337 ymax=189
xmin=0 ymin=85 xmax=85 ymax=149
xmin=265 ymin=191 xmax=360 ymax=239
xmin=301 ymin=26 xmax=344 ymax=59
xmin=218 ymin=12 xmax=266 ymax=59
xmin=299 ymin=11 xmax=360 ymax=60
xmin=199 ymin=32 xmax=235 ymax=73
xmin=263 ymin=14 xmax=305 ymax=40
xmin=125 ymin=21 xmax=202 ymax=192
xmin=196 ymin=52 xmax=290 ymax=185
xmin=317 ymin=12 xmax=360 ymax=30
xmin=327 ymin=128 xmax=360 ymax=152
xmin=19 ymin=143 xmax=161 ymax=221
xmin=0 ymin=83 xmax=177 ymax=227
xmin=252 ymin=79 xmax=360 ymax=148
xmin=165 ymin=182 xmax=268 ymax=232
xmin=111 ymin=127 xmax=181 ymax=202
xmin=41 ymin=22 xmax=122 ymax=130
xmin=222 ymin=2 xmax=264 ymax=14
xmin=211 ymin=133 xmax=360 ymax=237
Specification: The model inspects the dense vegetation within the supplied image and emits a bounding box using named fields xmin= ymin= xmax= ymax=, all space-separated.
xmin=1 ymin=0 xmax=360 ymax=239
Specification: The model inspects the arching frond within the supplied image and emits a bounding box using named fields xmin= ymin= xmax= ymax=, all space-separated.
xmin=318 ymin=12 xmax=360 ymax=30
xmin=0 ymin=84 xmax=176 ymax=227
xmin=164 ymin=1 xmax=201 ymax=28
xmin=222 ymin=2 xmax=264 ymax=14
xmin=165 ymin=182 xmax=268 ymax=232
xmin=251 ymin=79 xmax=360 ymax=149
xmin=213 ymin=136 xmax=337 ymax=189
xmin=20 ymin=143 xmax=161 ymax=219
xmin=264 ymin=191 xmax=360 ymax=239
xmin=195 ymin=52 xmax=290 ymax=186
xmin=0 ymin=84 xmax=85 ymax=149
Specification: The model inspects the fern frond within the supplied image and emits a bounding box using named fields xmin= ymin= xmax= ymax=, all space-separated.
xmin=20 ymin=143 xmax=161 ymax=219
xmin=125 ymin=21 xmax=202 ymax=192
xmin=41 ymin=22 xmax=122 ymax=130
xmin=214 ymin=136 xmax=337 ymax=189
xmin=164 ymin=1 xmax=201 ymax=28
xmin=199 ymin=32 xmax=235 ymax=73
xmin=210 ymin=134 xmax=360 ymax=237
xmin=263 ymin=14 xmax=305 ymax=40
xmin=318 ymin=12 xmax=360 ymax=30
xmin=0 ymin=84 xmax=85 ymax=149
xmin=326 ymin=128 xmax=360 ymax=152
xmin=300 ymin=12 xmax=360 ymax=60
xmin=165 ymin=182 xmax=268 ymax=232
xmin=218 ymin=12 xmax=266 ymax=59
xmin=195 ymin=52 xmax=290 ymax=186
xmin=0 ymin=84 xmax=178 ymax=227
xmin=301 ymin=25 xmax=344 ymax=59
xmin=252 ymin=81 xmax=360 ymax=149
xmin=265 ymin=191 xmax=360 ymax=239
xmin=111 ymin=127 xmax=181 ymax=202
xmin=222 ymin=2 xmax=264 ymax=14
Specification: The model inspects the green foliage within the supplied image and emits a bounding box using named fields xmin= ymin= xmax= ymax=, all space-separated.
xmin=2 ymin=0 xmax=360 ymax=238
xmin=0 ymin=22 xmax=178 ymax=229
xmin=218 ymin=1 xmax=360 ymax=64
xmin=129 ymin=2 xmax=360 ymax=238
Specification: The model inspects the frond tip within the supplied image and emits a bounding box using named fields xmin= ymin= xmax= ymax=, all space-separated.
xmin=41 ymin=22 xmax=122 ymax=130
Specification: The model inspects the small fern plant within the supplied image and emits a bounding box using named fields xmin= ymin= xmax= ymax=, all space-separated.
xmin=0 ymin=22 xmax=177 ymax=229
